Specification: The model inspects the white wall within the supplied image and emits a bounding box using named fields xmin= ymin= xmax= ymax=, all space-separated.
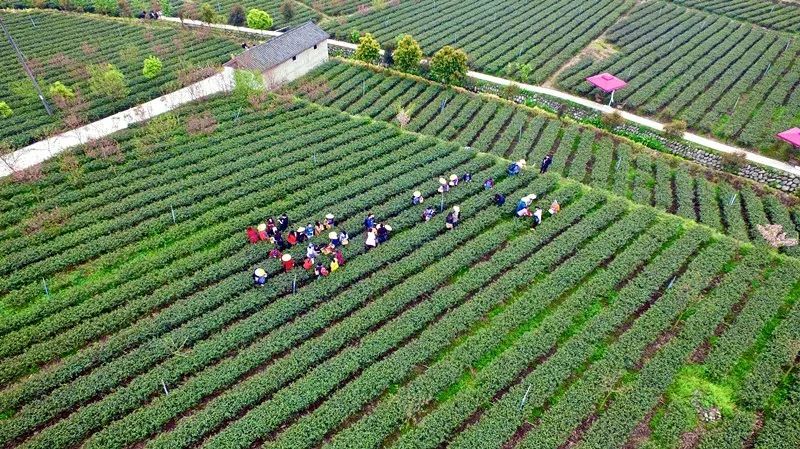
xmin=263 ymin=40 xmax=329 ymax=88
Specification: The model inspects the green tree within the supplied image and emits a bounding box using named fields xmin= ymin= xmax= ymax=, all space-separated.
xmin=228 ymin=4 xmax=245 ymax=26
xmin=88 ymin=64 xmax=128 ymax=99
xmin=48 ymin=81 xmax=75 ymax=100
xmin=349 ymin=28 xmax=361 ymax=44
xmin=246 ymin=8 xmax=273 ymax=29
xmin=233 ymin=69 xmax=264 ymax=103
xmin=142 ymin=55 xmax=163 ymax=79
xmin=429 ymin=45 xmax=468 ymax=86
xmin=200 ymin=2 xmax=218 ymax=23
xmin=279 ymin=0 xmax=294 ymax=21
xmin=0 ymin=101 xmax=12 ymax=119
xmin=354 ymin=32 xmax=381 ymax=64
xmin=393 ymin=34 xmax=422 ymax=73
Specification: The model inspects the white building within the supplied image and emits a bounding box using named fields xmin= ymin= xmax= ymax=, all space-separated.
xmin=225 ymin=21 xmax=329 ymax=88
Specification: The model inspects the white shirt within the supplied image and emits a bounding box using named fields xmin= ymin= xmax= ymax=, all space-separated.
xmin=533 ymin=209 xmax=543 ymax=221
xmin=366 ymin=230 xmax=377 ymax=246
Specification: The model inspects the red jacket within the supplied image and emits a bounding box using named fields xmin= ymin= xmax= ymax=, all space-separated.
xmin=246 ymin=227 xmax=259 ymax=244
xmin=282 ymin=259 xmax=294 ymax=272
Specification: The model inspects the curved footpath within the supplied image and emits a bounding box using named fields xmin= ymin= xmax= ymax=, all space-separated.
xmin=2 ymin=16 xmax=798 ymax=179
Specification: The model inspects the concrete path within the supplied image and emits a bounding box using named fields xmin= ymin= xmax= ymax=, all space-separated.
xmin=0 ymin=67 xmax=235 ymax=177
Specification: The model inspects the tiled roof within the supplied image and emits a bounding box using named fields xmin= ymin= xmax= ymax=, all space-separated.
xmin=227 ymin=21 xmax=329 ymax=71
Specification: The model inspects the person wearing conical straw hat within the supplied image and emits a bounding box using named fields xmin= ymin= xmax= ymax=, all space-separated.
xmin=412 ymin=190 xmax=424 ymax=205
xmin=446 ymin=205 xmax=460 ymax=230
xmin=449 ymin=174 xmax=459 ymax=187
xmin=437 ymin=177 xmax=450 ymax=193
xmin=338 ymin=229 xmax=349 ymax=246
xmin=296 ymin=227 xmax=308 ymax=244
xmin=281 ymin=253 xmax=294 ymax=272
xmin=257 ymin=222 xmax=269 ymax=241
xmin=532 ymin=206 xmax=543 ymax=230
xmin=508 ymin=159 xmax=525 ymax=175
xmin=328 ymin=231 xmax=340 ymax=248
xmin=549 ymin=199 xmax=561 ymax=215
xmin=253 ymin=267 xmax=267 ymax=287
xmin=324 ymin=213 xmax=336 ymax=229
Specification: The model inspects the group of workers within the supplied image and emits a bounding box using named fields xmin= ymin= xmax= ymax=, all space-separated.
xmin=252 ymin=153 xmax=559 ymax=287
xmin=250 ymin=212 xmax=349 ymax=287
xmin=363 ymin=213 xmax=393 ymax=250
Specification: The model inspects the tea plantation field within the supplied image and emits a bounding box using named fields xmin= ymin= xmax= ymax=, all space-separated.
xmin=0 ymin=10 xmax=241 ymax=148
xmin=299 ymin=61 xmax=800 ymax=256
xmin=0 ymin=89 xmax=798 ymax=449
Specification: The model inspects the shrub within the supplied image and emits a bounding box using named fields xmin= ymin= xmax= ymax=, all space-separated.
xmin=279 ymin=0 xmax=294 ymax=21
xmin=664 ymin=119 xmax=687 ymax=139
xmin=429 ymin=45 xmax=468 ymax=86
xmin=200 ymin=2 xmax=218 ymax=23
xmin=142 ymin=55 xmax=163 ymax=79
xmin=186 ymin=111 xmax=218 ymax=135
xmin=228 ymin=3 xmax=245 ymax=25
xmin=518 ymin=63 xmax=532 ymax=82
xmin=48 ymin=81 xmax=75 ymax=101
xmin=395 ymin=105 xmax=410 ymax=128
xmin=246 ymin=8 xmax=273 ymax=30
xmin=500 ymin=83 xmax=521 ymax=101
xmin=84 ymin=137 xmax=124 ymax=162
xmin=354 ymin=32 xmax=381 ymax=64
xmin=0 ymin=101 xmax=12 ymax=119
xmin=393 ymin=34 xmax=422 ymax=73
xmin=24 ymin=207 xmax=67 ymax=235
xmin=88 ymin=64 xmax=128 ymax=99
xmin=601 ymin=111 xmax=624 ymax=129
xmin=720 ymin=151 xmax=747 ymax=174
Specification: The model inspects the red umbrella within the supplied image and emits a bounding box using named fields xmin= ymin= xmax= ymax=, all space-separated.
xmin=777 ymin=127 xmax=800 ymax=148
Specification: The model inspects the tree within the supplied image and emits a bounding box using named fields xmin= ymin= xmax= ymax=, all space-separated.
xmin=200 ymin=2 xmax=218 ymax=23
xmin=0 ymin=102 xmax=12 ymax=119
xmin=429 ymin=45 xmax=468 ymax=86
xmin=279 ymin=0 xmax=294 ymax=21
xmin=354 ymin=32 xmax=381 ymax=64
xmin=233 ymin=69 xmax=264 ymax=104
xmin=246 ymin=8 xmax=273 ymax=30
xmin=393 ymin=34 xmax=422 ymax=73
xmin=349 ymin=28 xmax=361 ymax=44
xmin=228 ymin=4 xmax=245 ymax=25
xmin=88 ymin=64 xmax=128 ymax=99
xmin=142 ymin=55 xmax=163 ymax=79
